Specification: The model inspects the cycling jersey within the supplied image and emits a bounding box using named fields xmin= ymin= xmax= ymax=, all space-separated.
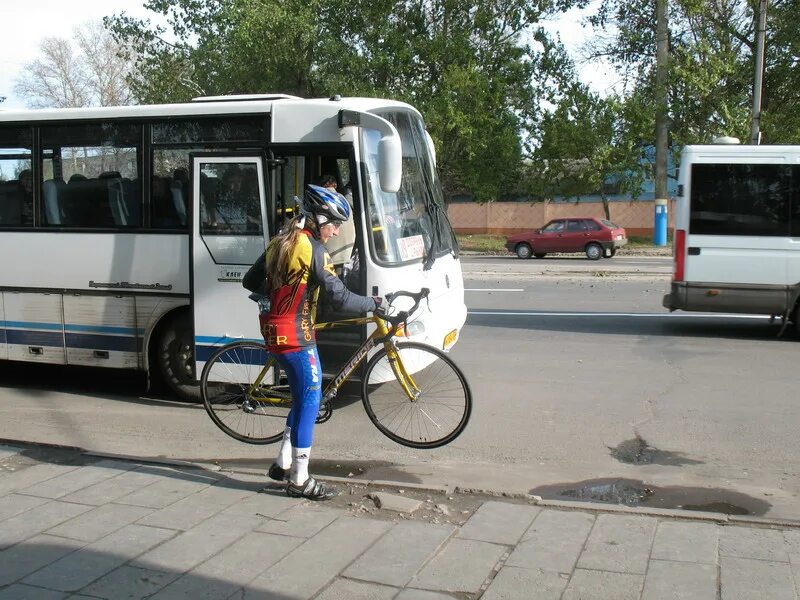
xmin=259 ymin=229 xmax=374 ymax=354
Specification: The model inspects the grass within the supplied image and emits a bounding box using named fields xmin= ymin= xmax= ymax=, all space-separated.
xmin=455 ymin=233 xmax=673 ymax=253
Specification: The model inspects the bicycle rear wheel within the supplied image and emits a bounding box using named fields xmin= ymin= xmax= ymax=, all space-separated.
xmin=362 ymin=342 xmax=471 ymax=449
xmin=201 ymin=341 xmax=291 ymax=444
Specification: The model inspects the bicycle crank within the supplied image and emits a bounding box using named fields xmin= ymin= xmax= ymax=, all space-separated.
xmin=315 ymin=401 xmax=333 ymax=424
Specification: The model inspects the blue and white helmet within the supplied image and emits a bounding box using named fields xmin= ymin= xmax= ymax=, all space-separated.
xmin=303 ymin=184 xmax=351 ymax=224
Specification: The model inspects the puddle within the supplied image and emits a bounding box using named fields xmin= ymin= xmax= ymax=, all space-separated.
xmin=609 ymin=435 xmax=703 ymax=466
xmin=530 ymin=478 xmax=771 ymax=516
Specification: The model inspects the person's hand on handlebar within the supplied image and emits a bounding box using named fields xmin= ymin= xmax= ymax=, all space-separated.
xmin=372 ymin=296 xmax=388 ymax=313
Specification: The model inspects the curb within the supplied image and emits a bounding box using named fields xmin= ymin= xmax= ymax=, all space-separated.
xmin=4 ymin=438 xmax=800 ymax=529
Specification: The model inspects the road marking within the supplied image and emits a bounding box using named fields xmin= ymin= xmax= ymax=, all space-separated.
xmin=465 ymin=288 xmax=524 ymax=292
xmin=468 ymin=310 xmax=770 ymax=319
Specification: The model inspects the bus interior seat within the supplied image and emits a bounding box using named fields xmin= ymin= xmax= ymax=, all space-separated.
xmin=170 ymin=179 xmax=188 ymax=226
xmin=43 ymin=179 xmax=67 ymax=225
xmin=63 ymin=177 xmax=115 ymax=227
xmin=0 ymin=181 xmax=23 ymax=225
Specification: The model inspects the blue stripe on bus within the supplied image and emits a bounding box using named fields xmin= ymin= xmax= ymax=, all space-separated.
xmin=65 ymin=333 xmax=140 ymax=353
xmin=2 ymin=321 xmax=143 ymax=336
xmin=6 ymin=329 xmax=64 ymax=348
xmin=195 ymin=344 xmax=269 ymax=365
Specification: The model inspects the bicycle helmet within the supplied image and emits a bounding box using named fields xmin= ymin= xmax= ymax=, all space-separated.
xmin=303 ymin=184 xmax=351 ymax=224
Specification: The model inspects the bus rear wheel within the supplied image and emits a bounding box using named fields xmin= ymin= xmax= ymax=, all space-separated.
xmin=157 ymin=312 xmax=201 ymax=402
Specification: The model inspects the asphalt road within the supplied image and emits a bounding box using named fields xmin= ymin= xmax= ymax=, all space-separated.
xmin=2 ymin=254 xmax=799 ymax=519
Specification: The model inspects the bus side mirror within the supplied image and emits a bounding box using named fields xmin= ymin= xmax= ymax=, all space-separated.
xmin=378 ymin=135 xmax=402 ymax=193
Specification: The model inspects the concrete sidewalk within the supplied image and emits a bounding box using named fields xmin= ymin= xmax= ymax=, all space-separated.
xmin=1 ymin=443 xmax=799 ymax=600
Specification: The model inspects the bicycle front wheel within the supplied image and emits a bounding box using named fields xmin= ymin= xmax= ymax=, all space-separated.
xmin=362 ymin=342 xmax=471 ymax=449
xmin=201 ymin=341 xmax=291 ymax=444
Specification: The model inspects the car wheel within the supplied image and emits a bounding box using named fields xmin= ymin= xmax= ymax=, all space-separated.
xmin=533 ymin=252 xmax=547 ymax=259
xmin=585 ymin=243 xmax=603 ymax=260
xmin=515 ymin=243 xmax=532 ymax=259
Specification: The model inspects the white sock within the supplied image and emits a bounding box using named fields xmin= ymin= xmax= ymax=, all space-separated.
xmin=276 ymin=428 xmax=292 ymax=470
xmin=290 ymin=447 xmax=311 ymax=486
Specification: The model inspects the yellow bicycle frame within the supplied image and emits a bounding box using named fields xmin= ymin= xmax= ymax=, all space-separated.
xmin=246 ymin=314 xmax=421 ymax=404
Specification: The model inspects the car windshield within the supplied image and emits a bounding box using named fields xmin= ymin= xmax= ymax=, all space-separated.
xmin=601 ymin=219 xmax=620 ymax=229
xmin=542 ymin=221 xmax=565 ymax=232
xmin=361 ymin=110 xmax=457 ymax=268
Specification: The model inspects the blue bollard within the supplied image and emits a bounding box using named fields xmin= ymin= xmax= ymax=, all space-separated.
xmin=654 ymin=198 xmax=668 ymax=246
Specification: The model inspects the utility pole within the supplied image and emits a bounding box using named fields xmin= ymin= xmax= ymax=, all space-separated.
xmin=750 ymin=0 xmax=768 ymax=145
xmin=653 ymin=0 xmax=670 ymax=246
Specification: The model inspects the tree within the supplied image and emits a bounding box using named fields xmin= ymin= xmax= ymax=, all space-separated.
xmin=586 ymin=0 xmax=800 ymax=146
xmin=14 ymin=21 xmax=133 ymax=108
xmin=527 ymin=82 xmax=646 ymax=218
xmin=107 ymin=0 xmax=587 ymax=200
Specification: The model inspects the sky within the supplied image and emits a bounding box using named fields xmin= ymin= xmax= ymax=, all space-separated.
xmin=0 ymin=1 xmax=614 ymax=110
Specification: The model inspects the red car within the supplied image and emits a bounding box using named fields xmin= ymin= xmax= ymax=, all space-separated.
xmin=505 ymin=217 xmax=627 ymax=260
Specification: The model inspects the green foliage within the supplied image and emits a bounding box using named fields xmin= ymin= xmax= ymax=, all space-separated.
xmin=107 ymin=0 xmax=586 ymax=201
xmin=588 ymin=0 xmax=800 ymax=146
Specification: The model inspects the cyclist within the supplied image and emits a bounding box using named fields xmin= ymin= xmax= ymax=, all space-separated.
xmin=243 ymin=184 xmax=382 ymax=500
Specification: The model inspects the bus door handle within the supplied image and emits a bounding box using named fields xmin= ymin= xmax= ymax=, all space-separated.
xmin=28 ymin=346 xmax=43 ymax=356
xmin=688 ymin=247 xmax=701 ymax=255
xmin=93 ymin=351 xmax=110 ymax=359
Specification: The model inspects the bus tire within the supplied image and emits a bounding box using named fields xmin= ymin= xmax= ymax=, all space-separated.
xmin=157 ymin=311 xmax=201 ymax=402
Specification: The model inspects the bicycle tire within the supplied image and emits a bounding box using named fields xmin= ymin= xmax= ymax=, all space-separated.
xmin=201 ymin=341 xmax=291 ymax=444
xmin=362 ymin=342 xmax=471 ymax=449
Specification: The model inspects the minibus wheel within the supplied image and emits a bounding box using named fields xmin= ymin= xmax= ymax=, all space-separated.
xmin=157 ymin=311 xmax=201 ymax=402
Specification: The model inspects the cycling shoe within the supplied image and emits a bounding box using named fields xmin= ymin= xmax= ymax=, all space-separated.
xmin=267 ymin=463 xmax=289 ymax=482
xmin=286 ymin=477 xmax=337 ymax=501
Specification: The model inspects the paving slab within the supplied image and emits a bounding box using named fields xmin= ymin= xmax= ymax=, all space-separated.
xmin=15 ymin=461 xmax=135 ymax=500
xmin=641 ymin=560 xmax=717 ymax=600
xmin=344 ymin=521 xmax=454 ymax=587
xmin=719 ymin=526 xmax=790 ymax=562
xmin=561 ymin=569 xmax=644 ymax=600
xmin=410 ymin=537 xmax=506 ymax=594
xmin=46 ymin=503 xmax=154 ymax=543
xmin=133 ymin=512 xmax=262 ymax=573
xmin=0 ymin=534 xmax=85 ymax=587
xmin=315 ymin=578 xmax=398 ymax=600
xmin=0 ymin=584 xmax=68 ymax=599
xmin=506 ymin=509 xmax=595 ymax=573
xmin=457 ymin=501 xmax=540 ymax=546
xmin=481 ymin=566 xmax=567 ymax=600
xmin=79 ymin=566 xmax=179 ymax=600
xmin=150 ymin=531 xmax=303 ymax=600
xmin=0 ymin=501 xmax=92 ymax=549
xmin=218 ymin=489 xmax=303 ymax=519
xmin=244 ymin=516 xmax=392 ymax=599
xmin=22 ymin=524 xmax=174 ymax=593
xmin=135 ymin=483 xmax=252 ymax=531
xmin=650 ymin=521 xmax=719 ymax=564
xmin=576 ymin=513 xmax=657 ymax=575
xmin=114 ymin=473 xmax=215 ymax=509
xmin=721 ymin=556 xmax=797 ymax=600
xmin=60 ymin=468 xmax=165 ymax=506
xmin=0 ymin=493 xmax=49 ymax=522
xmin=255 ymin=503 xmax=344 ymax=538
xmin=394 ymin=591 xmax=455 ymax=600
xmin=0 ymin=464 xmax=80 ymax=497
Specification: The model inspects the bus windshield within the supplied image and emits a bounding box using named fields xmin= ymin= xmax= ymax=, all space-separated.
xmin=362 ymin=111 xmax=457 ymax=268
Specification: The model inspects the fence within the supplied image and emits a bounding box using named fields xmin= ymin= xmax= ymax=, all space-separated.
xmin=447 ymin=200 xmax=674 ymax=237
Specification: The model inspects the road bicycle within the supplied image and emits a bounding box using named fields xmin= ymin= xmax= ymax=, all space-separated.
xmin=200 ymin=289 xmax=471 ymax=449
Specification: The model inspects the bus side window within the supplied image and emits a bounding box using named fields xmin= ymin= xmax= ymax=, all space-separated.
xmin=0 ymin=127 xmax=33 ymax=228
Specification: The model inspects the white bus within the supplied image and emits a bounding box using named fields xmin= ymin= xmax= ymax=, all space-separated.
xmin=0 ymin=94 xmax=467 ymax=399
xmin=663 ymin=143 xmax=800 ymax=333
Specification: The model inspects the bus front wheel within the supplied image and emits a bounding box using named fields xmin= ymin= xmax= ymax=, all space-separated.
xmin=157 ymin=312 xmax=201 ymax=402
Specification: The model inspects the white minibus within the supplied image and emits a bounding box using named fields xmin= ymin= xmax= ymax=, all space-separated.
xmin=0 ymin=95 xmax=466 ymax=398
xmin=663 ymin=143 xmax=800 ymax=333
